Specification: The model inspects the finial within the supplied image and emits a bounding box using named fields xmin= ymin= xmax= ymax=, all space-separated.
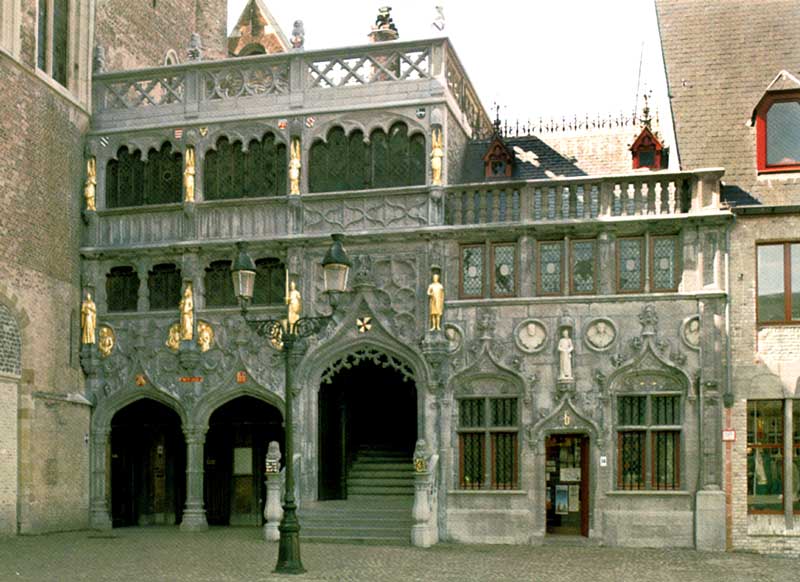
xmin=641 ymin=90 xmax=653 ymax=130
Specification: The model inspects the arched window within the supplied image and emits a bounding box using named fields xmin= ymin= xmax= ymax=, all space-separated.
xmin=106 ymin=266 xmax=139 ymax=312
xmin=309 ymin=122 xmax=426 ymax=193
xmin=148 ymin=263 xmax=181 ymax=311
xmin=106 ymin=144 xmax=182 ymax=208
xmin=204 ymin=260 xmax=236 ymax=307
xmin=204 ymin=133 xmax=286 ymax=200
xmin=252 ymin=258 xmax=286 ymax=306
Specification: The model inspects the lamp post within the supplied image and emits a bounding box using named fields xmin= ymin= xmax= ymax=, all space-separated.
xmin=232 ymin=234 xmax=351 ymax=575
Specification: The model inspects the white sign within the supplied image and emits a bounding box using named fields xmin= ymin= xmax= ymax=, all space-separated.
xmin=599 ymin=455 xmax=608 ymax=468
xmin=722 ymin=429 xmax=736 ymax=442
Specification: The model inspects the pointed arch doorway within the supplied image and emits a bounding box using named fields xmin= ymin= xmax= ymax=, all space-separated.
xmin=318 ymin=354 xmax=417 ymax=500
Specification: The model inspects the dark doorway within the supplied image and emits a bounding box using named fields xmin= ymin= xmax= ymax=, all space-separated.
xmin=318 ymin=360 xmax=417 ymax=500
xmin=204 ymin=396 xmax=284 ymax=526
xmin=110 ymin=399 xmax=185 ymax=527
xmin=545 ymin=434 xmax=590 ymax=537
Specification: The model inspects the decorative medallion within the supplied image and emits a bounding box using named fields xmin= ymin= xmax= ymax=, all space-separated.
xmin=198 ymin=127 xmax=208 ymax=137
xmin=414 ymin=457 xmax=426 ymax=472
xmin=98 ymin=326 xmax=115 ymax=358
xmin=166 ymin=323 xmax=181 ymax=351
xmin=357 ymin=316 xmax=372 ymax=333
xmin=444 ymin=324 xmax=463 ymax=354
xmin=584 ymin=318 xmax=617 ymax=352
xmin=305 ymin=116 xmax=315 ymax=128
xmin=681 ymin=315 xmax=701 ymax=350
xmin=134 ymin=374 xmax=147 ymax=387
xmin=513 ymin=319 xmax=547 ymax=353
xmin=197 ymin=321 xmax=214 ymax=352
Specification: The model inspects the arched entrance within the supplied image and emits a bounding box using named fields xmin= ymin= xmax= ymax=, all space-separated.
xmin=318 ymin=359 xmax=417 ymax=500
xmin=110 ymin=398 xmax=185 ymax=527
xmin=203 ymin=396 xmax=284 ymax=526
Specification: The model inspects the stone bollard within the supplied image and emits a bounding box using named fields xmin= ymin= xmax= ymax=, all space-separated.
xmin=263 ymin=441 xmax=283 ymax=542
xmin=411 ymin=439 xmax=434 ymax=548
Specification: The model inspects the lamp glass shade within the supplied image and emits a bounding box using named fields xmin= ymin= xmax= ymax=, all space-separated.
xmin=232 ymin=268 xmax=256 ymax=300
xmin=323 ymin=263 xmax=350 ymax=293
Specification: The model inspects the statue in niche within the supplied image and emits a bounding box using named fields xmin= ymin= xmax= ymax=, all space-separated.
xmin=81 ymin=292 xmax=97 ymax=344
xmin=586 ymin=320 xmax=615 ymax=350
xmin=518 ymin=321 xmax=546 ymax=352
xmin=558 ymin=328 xmax=574 ymax=381
xmin=98 ymin=326 xmax=115 ymax=358
xmin=430 ymin=128 xmax=444 ymax=186
xmin=684 ymin=318 xmax=700 ymax=348
xmin=179 ymin=284 xmax=194 ymax=340
xmin=287 ymin=280 xmax=302 ymax=332
xmin=84 ymin=158 xmax=96 ymax=211
xmin=427 ymin=271 xmax=444 ymax=331
xmin=197 ymin=321 xmax=214 ymax=352
xmin=289 ymin=138 xmax=301 ymax=195
xmin=166 ymin=323 xmax=181 ymax=351
xmin=183 ymin=146 xmax=196 ymax=202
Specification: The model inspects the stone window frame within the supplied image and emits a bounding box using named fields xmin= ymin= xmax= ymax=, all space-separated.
xmin=36 ymin=0 xmax=70 ymax=87
xmin=0 ymin=0 xmax=22 ymax=57
xmin=755 ymin=90 xmax=800 ymax=174
xmin=614 ymin=390 xmax=684 ymax=491
xmin=456 ymin=396 xmax=519 ymax=491
xmin=755 ymin=241 xmax=800 ymax=325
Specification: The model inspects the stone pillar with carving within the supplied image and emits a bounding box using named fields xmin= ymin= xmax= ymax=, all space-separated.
xmin=411 ymin=439 xmax=438 ymax=547
xmin=89 ymin=428 xmax=113 ymax=529
xmin=180 ymin=428 xmax=209 ymax=531
xmin=263 ymin=441 xmax=283 ymax=541
xmin=135 ymin=260 xmax=150 ymax=312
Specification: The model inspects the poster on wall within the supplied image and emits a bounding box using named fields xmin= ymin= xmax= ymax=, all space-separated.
xmin=555 ymin=485 xmax=569 ymax=515
xmin=568 ymin=485 xmax=580 ymax=512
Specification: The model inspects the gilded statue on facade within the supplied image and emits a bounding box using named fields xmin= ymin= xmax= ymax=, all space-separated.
xmin=289 ymin=138 xmax=301 ymax=195
xmin=197 ymin=321 xmax=214 ymax=352
xmin=184 ymin=146 xmax=196 ymax=202
xmin=166 ymin=323 xmax=181 ymax=351
xmin=98 ymin=326 xmax=115 ymax=358
xmin=287 ymin=280 xmax=302 ymax=332
xmin=81 ymin=292 xmax=97 ymax=344
xmin=427 ymin=271 xmax=444 ymax=331
xmin=430 ymin=127 xmax=444 ymax=186
xmin=179 ymin=283 xmax=194 ymax=340
xmin=84 ymin=157 xmax=97 ymax=211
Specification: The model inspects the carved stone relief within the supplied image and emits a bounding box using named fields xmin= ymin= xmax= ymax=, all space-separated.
xmin=513 ymin=319 xmax=547 ymax=354
xmin=444 ymin=323 xmax=463 ymax=354
xmin=681 ymin=315 xmax=701 ymax=350
xmin=584 ymin=318 xmax=617 ymax=352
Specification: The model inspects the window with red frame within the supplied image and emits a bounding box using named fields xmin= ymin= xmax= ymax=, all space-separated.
xmin=756 ymin=92 xmax=800 ymax=173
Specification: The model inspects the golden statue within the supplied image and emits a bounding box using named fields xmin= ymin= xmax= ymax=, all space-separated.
xmin=197 ymin=321 xmax=214 ymax=352
xmin=81 ymin=293 xmax=97 ymax=344
xmin=184 ymin=146 xmax=196 ymax=202
xmin=166 ymin=323 xmax=181 ymax=351
xmin=84 ymin=157 xmax=97 ymax=211
xmin=430 ymin=128 xmax=444 ymax=186
xmin=179 ymin=283 xmax=194 ymax=340
xmin=289 ymin=137 xmax=301 ymax=195
xmin=286 ymin=280 xmax=302 ymax=332
xmin=427 ymin=272 xmax=444 ymax=331
xmin=98 ymin=326 xmax=115 ymax=358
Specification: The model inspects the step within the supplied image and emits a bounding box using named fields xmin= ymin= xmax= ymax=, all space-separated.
xmin=347 ymin=478 xmax=414 ymax=488
xmin=347 ymin=487 xmax=415 ymax=496
xmin=300 ymin=534 xmax=410 ymax=546
xmin=348 ymin=469 xmax=414 ymax=480
xmin=300 ymin=524 xmax=411 ymax=537
xmin=349 ymin=462 xmax=412 ymax=472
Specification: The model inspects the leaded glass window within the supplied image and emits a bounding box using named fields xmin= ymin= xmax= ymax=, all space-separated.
xmin=148 ymin=263 xmax=181 ymax=311
xmin=204 ymin=261 xmax=236 ymax=307
xmin=107 ymin=145 xmax=181 ymax=208
xmin=570 ymin=239 xmax=596 ymax=294
xmin=106 ymin=266 xmax=139 ymax=312
xmin=651 ymin=236 xmax=679 ymax=291
xmin=492 ymin=243 xmax=516 ymax=297
xmin=458 ymin=397 xmax=518 ymax=490
xmin=617 ymin=238 xmax=644 ymax=292
xmin=205 ymin=134 xmax=286 ymax=200
xmin=460 ymin=245 xmax=484 ymax=298
xmin=538 ymin=241 xmax=563 ymax=295
xmin=143 ymin=144 xmax=182 ymax=205
xmin=253 ymin=258 xmax=285 ymax=306
xmin=106 ymin=148 xmax=145 ymax=208
xmin=617 ymin=393 xmax=682 ymax=491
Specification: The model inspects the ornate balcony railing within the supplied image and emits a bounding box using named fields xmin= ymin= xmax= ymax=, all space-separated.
xmin=82 ymin=170 xmax=725 ymax=250
xmin=91 ymin=38 xmax=492 ymax=135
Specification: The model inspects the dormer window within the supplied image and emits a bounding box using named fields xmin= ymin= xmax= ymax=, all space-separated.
xmin=752 ymin=71 xmax=800 ymax=173
xmin=483 ymin=137 xmax=513 ymax=179
xmin=630 ymin=127 xmax=664 ymax=170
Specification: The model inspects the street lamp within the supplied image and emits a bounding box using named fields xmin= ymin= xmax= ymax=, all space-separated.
xmin=232 ymin=234 xmax=351 ymax=575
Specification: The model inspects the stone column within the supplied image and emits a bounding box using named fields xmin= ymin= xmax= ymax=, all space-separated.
xmin=180 ymin=427 xmax=208 ymax=531
xmin=89 ymin=428 xmax=112 ymax=529
xmin=135 ymin=260 xmax=150 ymax=312
xmin=263 ymin=441 xmax=283 ymax=541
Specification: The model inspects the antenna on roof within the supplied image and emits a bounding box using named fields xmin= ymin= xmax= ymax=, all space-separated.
xmin=633 ymin=40 xmax=645 ymax=121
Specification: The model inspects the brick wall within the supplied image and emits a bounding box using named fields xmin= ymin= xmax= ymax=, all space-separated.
xmin=95 ymin=0 xmax=228 ymax=71
xmin=0 ymin=379 xmax=18 ymax=534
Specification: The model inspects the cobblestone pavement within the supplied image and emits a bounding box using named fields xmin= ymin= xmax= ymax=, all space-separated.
xmin=0 ymin=527 xmax=798 ymax=582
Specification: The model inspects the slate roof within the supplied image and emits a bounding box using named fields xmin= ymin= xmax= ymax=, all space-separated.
xmin=656 ymin=0 xmax=800 ymax=206
xmin=461 ymin=127 xmax=637 ymax=183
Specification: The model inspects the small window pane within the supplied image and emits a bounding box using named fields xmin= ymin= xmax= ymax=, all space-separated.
xmin=766 ymin=100 xmax=800 ymax=166
xmin=618 ymin=396 xmax=646 ymax=425
xmin=652 ymin=396 xmax=681 ymax=425
xmin=652 ymin=236 xmax=678 ymax=291
xmin=490 ymin=398 xmax=517 ymax=427
xmin=52 ymin=0 xmax=69 ymax=87
xmin=618 ymin=239 xmax=643 ymax=292
xmin=638 ymin=150 xmax=655 ymax=167
xmin=461 ymin=246 xmax=484 ymax=297
xmin=757 ymin=244 xmax=785 ymax=322
xmin=148 ymin=264 xmax=181 ymax=311
xmin=253 ymin=258 xmax=285 ymax=306
xmin=492 ymin=433 xmax=517 ymax=490
xmin=748 ymin=400 xmax=784 ymax=446
xmin=747 ymin=400 xmax=784 ymax=513
xmin=37 ymin=0 xmax=47 ymax=70
xmin=492 ymin=244 xmax=516 ymax=296
xmin=792 ymin=244 xmax=800 ymax=320
xmin=460 ymin=433 xmax=484 ymax=489
xmin=539 ymin=241 xmax=563 ymax=295
xmin=653 ymin=431 xmax=679 ymax=490
xmin=459 ymin=399 xmax=484 ymax=428
xmin=619 ymin=431 xmax=645 ymax=490
xmin=571 ymin=240 xmax=596 ymax=293
xmin=204 ymin=261 xmax=236 ymax=307
xmin=106 ymin=267 xmax=139 ymax=312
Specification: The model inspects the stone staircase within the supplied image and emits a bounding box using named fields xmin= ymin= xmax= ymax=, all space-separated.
xmin=300 ymin=448 xmax=414 ymax=544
